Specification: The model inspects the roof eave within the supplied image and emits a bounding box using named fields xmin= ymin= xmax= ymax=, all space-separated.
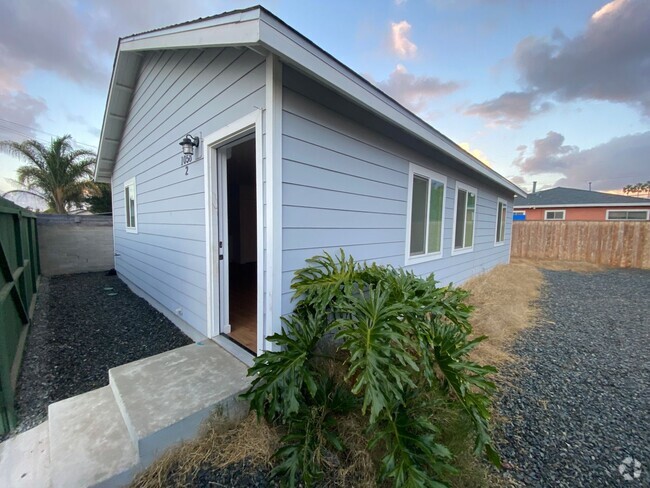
xmin=514 ymin=202 xmax=650 ymax=209
xmin=95 ymin=6 xmax=526 ymax=197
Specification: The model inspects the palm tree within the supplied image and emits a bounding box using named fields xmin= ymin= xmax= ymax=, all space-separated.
xmin=0 ymin=135 xmax=96 ymax=214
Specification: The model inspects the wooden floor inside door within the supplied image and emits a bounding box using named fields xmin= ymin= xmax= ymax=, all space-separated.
xmin=227 ymin=262 xmax=257 ymax=352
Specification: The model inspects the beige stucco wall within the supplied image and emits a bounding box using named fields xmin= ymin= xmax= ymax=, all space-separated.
xmin=37 ymin=215 xmax=114 ymax=276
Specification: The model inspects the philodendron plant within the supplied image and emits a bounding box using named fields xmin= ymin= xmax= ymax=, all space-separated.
xmin=242 ymin=250 xmax=500 ymax=487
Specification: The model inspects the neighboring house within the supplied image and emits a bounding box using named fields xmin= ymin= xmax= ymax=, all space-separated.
xmin=94 ymin=6 xmax=525 ymax=357
xmin=514 ymin=187 xmax=650 ymax=222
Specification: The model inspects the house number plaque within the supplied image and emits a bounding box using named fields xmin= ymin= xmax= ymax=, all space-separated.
xmin=181 ymin=154 xmax=193 ymax=175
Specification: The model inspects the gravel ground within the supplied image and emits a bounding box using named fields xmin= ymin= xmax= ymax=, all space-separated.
xmin=1 ymin=272 xmax=193 ymax=442
xmin=495 ymin=269 xmax=650 ymax=487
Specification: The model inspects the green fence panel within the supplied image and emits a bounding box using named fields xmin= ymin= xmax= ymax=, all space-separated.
xmin=0 ymin=197 xmax=39 ymax=435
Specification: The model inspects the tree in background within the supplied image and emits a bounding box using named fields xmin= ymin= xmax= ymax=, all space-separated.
xmin=0 ymin=135 xmax=96 ymax=214
xmin=623 ymin=181 xmax=650 ymax=198
xmin=84 ymin=183 xmax=112 ymax=214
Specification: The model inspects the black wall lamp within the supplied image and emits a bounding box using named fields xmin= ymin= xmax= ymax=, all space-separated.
xmin=179 ymin=134 xmax=200 ymax=157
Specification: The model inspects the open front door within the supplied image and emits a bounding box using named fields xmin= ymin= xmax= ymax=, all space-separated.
xmin=213 ymin=135 xmax=258 ymax=354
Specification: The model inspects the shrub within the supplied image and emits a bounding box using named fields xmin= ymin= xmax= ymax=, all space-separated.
xmin=242 ymin=251 xmax=500 ymax=487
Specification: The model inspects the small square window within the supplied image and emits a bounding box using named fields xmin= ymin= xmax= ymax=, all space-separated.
xmin=124 ymin=178 xmax=137 ymax=233
xmin=544 ymin=210 xmax=565 ymax=220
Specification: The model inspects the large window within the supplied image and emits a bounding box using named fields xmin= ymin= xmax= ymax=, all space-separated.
xmin=406 ymin=165 xmax=446 ymax=263
xmin=606 ymin=209 xmax=649 ymax=221
xmin=453 ymin=183 xmax=477 ymax=253
xmin=495 ymin=199 xmax=507 ymax=244
xmin=544 ymin=210 xmax=565 ymax=220
xmin=124 ymin=177 xmax=137 ymax=233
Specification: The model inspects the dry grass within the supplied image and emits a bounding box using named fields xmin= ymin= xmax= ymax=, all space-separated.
xmin=463 ymin=262 xmax=544 ymax=366
xmin=131 ymin=261 xmax=548 ymax=488
xmin=511 ymin=257 xmax=605 ymax=273
xmin=130 ymin=412 xmax=278 ymax=488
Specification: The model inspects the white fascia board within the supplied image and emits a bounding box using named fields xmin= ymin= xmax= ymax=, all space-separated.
xmin=119 ymin=17 xmax=260 ymax=52
xmin=257 ymin=12 xmax=526 ymax=198
xmin=514 ymin=202 xmax=650 ymax=209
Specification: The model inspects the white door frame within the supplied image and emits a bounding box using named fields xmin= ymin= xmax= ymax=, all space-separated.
xmin=204 ymin=110 xmax=264 ymax=354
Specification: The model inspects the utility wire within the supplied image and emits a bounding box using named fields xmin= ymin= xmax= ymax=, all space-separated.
xmin=0 ymin=116 xmax=98 ymax=149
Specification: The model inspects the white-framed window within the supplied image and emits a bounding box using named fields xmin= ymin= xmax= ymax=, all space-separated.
xmin=124 ymin=177 xmax=138 ymax=233
xmin=606 ymin=209 xmax=649 ymax=221
xmin=452 ymin=182 xmax=477 ymax=254
xmin=405 ymin=164 xmax=447 ymax=264
xmin=495 ymin=199 xmax=507 ymax=245
xmin=544 ymin=209 xmax=565 ymax=220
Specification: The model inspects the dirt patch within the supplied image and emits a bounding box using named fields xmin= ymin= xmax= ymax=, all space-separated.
xmin=463 ymin=262 xmax=543 ymax=366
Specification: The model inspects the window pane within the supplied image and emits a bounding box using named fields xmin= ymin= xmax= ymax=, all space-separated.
xmin=427 ymin=180 xmax=444 ymax=253
xmin=129 ymin=197 xmax=136 ymax=228
xmin=496 ymin=202 xmax=506 ymax=242
xmin=410 ymin=176 xmax=428 ymax=255
xmin=626 ymin=211 xmax=647 ymax=220
xmin=454 ymin=189 xmax=466 ymax=249
xmin=610 ymin=210 xmax=647 ymax=220
xmin=464 ymin=192 xmax=476 ymax=248
xmin=125 ymin=186 xmax=131 ymax=227
xmin=496 ymin=202 xmax=503 ymax=242
xmin=496 ymin=202 xmax=502 ymax=242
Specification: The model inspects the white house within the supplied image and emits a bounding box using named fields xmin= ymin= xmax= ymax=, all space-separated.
xmin=95 ymin=6 xmax=525 ymax=358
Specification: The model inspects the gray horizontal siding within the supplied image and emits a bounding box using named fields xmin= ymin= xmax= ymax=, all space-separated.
xmin=111 ymin=47 xmax=266 ymax=337
xmin=281 ymin=83 xmax=513 ymax=315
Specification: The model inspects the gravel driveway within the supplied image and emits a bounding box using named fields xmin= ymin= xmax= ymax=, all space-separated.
xmin=1 ymin=272 xmax=193 ymax=441
xmin=495 ymin=269 xmax=650 ymax=487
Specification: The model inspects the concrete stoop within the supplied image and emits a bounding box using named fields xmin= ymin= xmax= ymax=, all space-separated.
xmin=0 ymin=341 xmax=251 ymax=488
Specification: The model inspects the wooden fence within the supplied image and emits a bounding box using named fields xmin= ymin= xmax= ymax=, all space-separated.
xmin=0 ymin=197 xmax=40 ymax=434
xmin=511 ymin=221 xmax=650 ymax=269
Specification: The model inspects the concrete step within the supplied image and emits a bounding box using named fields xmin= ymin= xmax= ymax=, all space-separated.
xmin=109 ymin=341 xmax=250 ymax=466
xmin=0 ymin=421 xmax=51 ymax=487
xmin=48 ymin=386 xmax=138 ymax=488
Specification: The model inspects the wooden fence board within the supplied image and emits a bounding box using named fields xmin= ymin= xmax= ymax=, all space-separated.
xmin=511 ymin=221 xmax=650 ymax=269
xmin=0 ymin=197 xmax=39 ymax=434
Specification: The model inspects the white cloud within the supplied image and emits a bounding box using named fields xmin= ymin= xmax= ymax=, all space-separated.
xmin=390 ymin=20 xmax=418 ymax=58
xmin=591 ymin=0 xmax=627 ymax=21
xmin=514 ymin=130 xmax=650 ymax=191
xmin=375 ymin=64 xmax=460 ymax=113
xmin=458 ymin=142 xmax=493 ymax=168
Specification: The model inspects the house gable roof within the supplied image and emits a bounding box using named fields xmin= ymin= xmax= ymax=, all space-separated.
xmin=514 ymin=187 xmax=650 ymax=208
xmin=94 ymin=5 xmax=525 ymax=197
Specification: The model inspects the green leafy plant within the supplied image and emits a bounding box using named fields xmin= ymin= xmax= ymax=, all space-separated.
xmin=242 ymin=250 xmax=499 ymax=487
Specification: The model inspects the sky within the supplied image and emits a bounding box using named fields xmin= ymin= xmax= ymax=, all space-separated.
xmin=1 ymin=0 xmax=649 ymax=205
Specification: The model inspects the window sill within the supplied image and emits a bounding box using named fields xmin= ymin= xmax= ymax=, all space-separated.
xmin=494 ymin=240 xmax=505 ymax=247
xmin=405 ymin=252 xmax=443 ymax=266
xmin=125 ymin=227 xmax=138 ymax=234
xmin=451 ymin=246 xmax=473 ymax=256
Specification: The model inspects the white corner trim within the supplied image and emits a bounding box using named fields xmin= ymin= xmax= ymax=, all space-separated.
xmin=124 ymin=177 xmax=138 ymax=234
xmin=203 ymin=110 xmax=263 ymax=344
xmin=451 ymin=181 xmax=478 ymax=256
xmin=404 ymin=163 xmax=447 ymax=266
xmin=265 ymin=53 xmax=283 ymax=353
xmin=494 ymin=197 xmax=507 ymax=246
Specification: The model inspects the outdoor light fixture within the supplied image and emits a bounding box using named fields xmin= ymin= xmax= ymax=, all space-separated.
xmin=179 ymin=134 xmax=200 ymax=156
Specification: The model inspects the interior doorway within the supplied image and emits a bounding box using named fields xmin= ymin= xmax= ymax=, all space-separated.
xmin=217 ymin=136 xmax=257 ymax=353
